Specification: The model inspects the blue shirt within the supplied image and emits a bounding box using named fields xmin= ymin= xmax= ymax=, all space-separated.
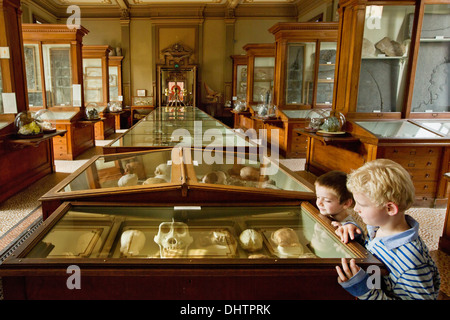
xmin=340 ymin=215 xmax=440 ymax=300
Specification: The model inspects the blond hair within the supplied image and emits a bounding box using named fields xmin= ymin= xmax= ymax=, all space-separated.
xmin=346 ymin=159 xmax=415 ymax=212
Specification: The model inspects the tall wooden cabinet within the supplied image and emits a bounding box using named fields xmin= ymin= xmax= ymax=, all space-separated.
xmin=22 ymin=24 xmax=95 ymax=160
xmin=268 ymin=22 xmax=339 ymax=158
xmin=0 ymin=2 xmax=58 ymax=203
xmin=302 ymin=0 xmax=450 ymax=207
xmin=82 ymin=45 xmax=115 ymax=140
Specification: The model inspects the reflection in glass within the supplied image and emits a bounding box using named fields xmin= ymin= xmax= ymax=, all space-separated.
xmin=355 ymin=121 xmax=442 ymax=138
xmin=25 ymin=205 xmax=356 ymax=259
xmin=411 ymin=4 xmax=450 ymax=113
xmin=159 ymin=67 xmax=195 ymax=107
xmin=357 ymin=5 xmax=415 ymax=113
xmin=415 ymin=120 xmax=450 ymax=136
xmin=59 ymin=150 xmax=173 ymax=192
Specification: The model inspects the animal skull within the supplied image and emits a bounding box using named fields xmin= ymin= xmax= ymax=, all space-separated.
xmin=154 ymin=221 xmax=193 ymax=258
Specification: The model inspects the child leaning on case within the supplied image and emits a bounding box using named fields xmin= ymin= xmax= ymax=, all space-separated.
xmin=335 ymin=159 xmax=440 ymax=300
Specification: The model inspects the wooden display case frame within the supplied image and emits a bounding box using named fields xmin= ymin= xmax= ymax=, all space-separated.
xmin=301 ymin=119 xmax=450 ymax=208
xmin=39 ymin=147 xmax=316 ymax=219
xmin=0 ymin=200 xmax=383 ymax=300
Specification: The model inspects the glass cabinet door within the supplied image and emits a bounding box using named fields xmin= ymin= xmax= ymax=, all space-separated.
xmin=357 ymin=5 xmax=415 ymax=113
xmin=109 ymin=65 xmax=119 ymax=102
xmin=83 ymin=58 xmax=103 ymax=105
xmin=43 ymin=44 xmax=73 ymax=107
xmin=236 ymin=64 xmax=247 ymax=100
xmin=411 ymin=4 xmax=450 ymax=113
xmin=253 ymin=57 xmax=275 ymax=103
xmin=24 ymin=43 xmax=44 ymax=108
xmin=316 ymin=42 xmax=336 ymax=106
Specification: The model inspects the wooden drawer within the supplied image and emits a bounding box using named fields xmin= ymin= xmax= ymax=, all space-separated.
xmin=396 ymin=158 xmax=439 ymax=170
xmin=407 ymin=168 xmax=439 ymax=182
xmin=52 ymin=136 xmax=67 ymax=146
xmin=383 ymin=147 xmax=441 ymax=161
xmin=413 ymin=181 xmax=437 ymax=196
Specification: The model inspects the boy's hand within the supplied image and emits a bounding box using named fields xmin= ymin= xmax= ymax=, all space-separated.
xmin=336 ymin=258 xmax=360 ymax=283
xmin=335 ymin=224 xmax=361 ymax=243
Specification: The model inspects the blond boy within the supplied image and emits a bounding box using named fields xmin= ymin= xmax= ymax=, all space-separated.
xmin=335 ymin=159 xmax=440 ymax=300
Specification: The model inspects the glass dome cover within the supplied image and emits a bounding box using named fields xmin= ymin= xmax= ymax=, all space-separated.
xmin=233 ymin=99 xmax=248 ymax=112
xmin=107 ymin=101 xmax=123 ymax=113
xmin=320 ymin=110 xmax=346 ymax=133
xmin=14 ymin=111 xmax=43 ymax=137
xmin=305 ymin=108 xmax=331 ymax=132
xmin=34 ymin=109 xmax=56 ymax=133
xmin=85 ymin=102 xmax=100 ymax=120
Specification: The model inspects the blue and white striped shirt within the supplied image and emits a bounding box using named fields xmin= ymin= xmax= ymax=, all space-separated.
xmin=340 ymin=215 xmax=440 ymax=300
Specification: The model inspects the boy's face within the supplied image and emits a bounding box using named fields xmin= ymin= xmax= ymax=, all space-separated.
xmin=315 ymin=184 xmax=347 ymax=217
xmin=352 ymin=192 xmax=389 ymax=226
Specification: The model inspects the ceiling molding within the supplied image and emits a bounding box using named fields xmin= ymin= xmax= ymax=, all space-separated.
xmin=28 ymin=0 xmax=306 ymax=19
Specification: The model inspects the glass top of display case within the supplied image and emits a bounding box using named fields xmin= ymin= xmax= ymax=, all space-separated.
xmin=49 ymin=148 xmax=314 ymax=195
xmin=413 ymin=120 xmax=450 ymax=137
xmin=355 ymin=120 xmax=444 ymax=139
xmin=281 ymin=109 xmax=312 ymax=119
xmin=107 ymin=106 xmax=254 ymax=149
xmin=0 ymin=122 xmax=9 ymax=130
xmin=22 ymin=202 xmax=362 ymax=260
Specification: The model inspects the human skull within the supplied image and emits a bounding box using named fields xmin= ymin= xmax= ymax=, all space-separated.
xmin=120 ymin=230 xmax=146 ymax=257
xmin=118 ymin=173 xmax=138 ymax=187
xmin=271 ymin=227 xmax=304 ymax=258
xmin=239 ymin=229 xmax=263 ymax=252
xmin=154 ymin=163 xmax=170 ymax=182
xmin=240 ymin=166 xmax=261 ymax=181
xmin=201 ymin=171 xmax=227 ymax=184
xmin=154 ymin=221 xmax=193 ymax=258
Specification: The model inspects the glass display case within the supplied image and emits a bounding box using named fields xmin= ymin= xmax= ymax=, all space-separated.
xmin=231 ymin=54 xmax=248 ymax=102
xmin=108 ymin=56 xmax=123 ymax=103
xmin=334 ymin=0 xmax=450 ymax=119
xmin=103 ymin=106 xmax=257 ymax=154
xmin=410 ymin=4 xmax=450 ymax=115
xmin=39 ymin=146 xmax=315 ymax=219
xmin=0 ymin=201 xmax=382 ymax=299
xmin=304 ymin=119 xmax=450 ymax=207
xmin=269 ymin=22 xmax=338 ymax=109
xmin=243 ymin=44 xmax=276 ymax=106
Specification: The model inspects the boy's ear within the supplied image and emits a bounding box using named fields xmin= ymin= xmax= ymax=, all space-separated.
xmin=386 ymin=202 xmax=399 ymax=216
xmin=342 ymin=198 xmax=353 ymax=209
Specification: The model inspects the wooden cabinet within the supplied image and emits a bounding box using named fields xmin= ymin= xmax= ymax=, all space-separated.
xmin=334 ymin=0 xmax=450 ymax=120
xmin=0 ymin=201 xmax=382 ymax=300
xmin=108 ymin=56 xmax=129 ymax=129
xmin=0 ymin=3 xmax=59 ymax=203
xmin=269 ymin=22 xmax=338 ymax=110
xmin=243 ymin=43 xmax=275 ymax=107
xmin=230 ymin=54 xmax=248 ymax=102
xmin=22 ymin=24 xmax=95 ymax=160
xmin=82 ymin=45 xmax=116 ymax=140
xmin=267 ymin=23 xmax=338 ymax=158
xmin=302 ymin=120 xmax=450 ymax=207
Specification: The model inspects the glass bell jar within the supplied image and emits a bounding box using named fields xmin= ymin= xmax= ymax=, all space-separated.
xmin=85 ymin=102 xmax=100 ymax=120
xmin=34 ymin=109 xmax=56 ymax=133
xmin=319 ymin=110 xmax=346 ymax=134
xmin=233 ymin=99 xmax=248 ymax=113
xmin=107 ymin=101 xmax=122 ymax=113
xmin=14 ymin=111 xmax=43 ymax=138
xmin=304 ymin=108 xmax=331 ymax=132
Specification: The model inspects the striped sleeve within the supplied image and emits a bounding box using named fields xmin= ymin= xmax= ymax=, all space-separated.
xmin=340 ymin=238 xmax=440 ymax=300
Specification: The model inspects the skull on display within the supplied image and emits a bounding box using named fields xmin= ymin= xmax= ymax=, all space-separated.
xmin=271 ymin=227 xmax=304 ymax=258
xmin=154 ymin=221 xmax=193 ymax=258
xmin=120 ymin=229 xmax=146 ymax=257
